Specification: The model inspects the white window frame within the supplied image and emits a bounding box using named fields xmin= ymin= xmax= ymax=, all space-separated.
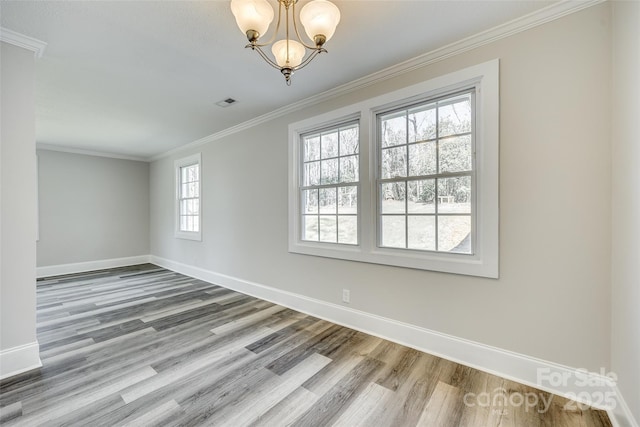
xmin=175 ymin=153 xmax=202 ymax=241
xmin=375 ymin=89 xmax=476 ymax=254
xmin=299 ymin=120 xmax=361 ymax=246
xmin=288 ymin=59 xmax=499 ymax=278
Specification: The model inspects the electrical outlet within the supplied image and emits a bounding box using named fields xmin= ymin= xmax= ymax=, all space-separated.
xmin=342 ymin=289 xmax=350 ymax=304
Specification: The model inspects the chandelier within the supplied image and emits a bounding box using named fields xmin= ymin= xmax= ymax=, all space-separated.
xmin=230 ymin=0 xmax=341 ymax=85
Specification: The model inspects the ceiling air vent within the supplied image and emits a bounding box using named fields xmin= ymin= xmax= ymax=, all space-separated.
xmin=216 ymin=98 xmax=237 ymax=108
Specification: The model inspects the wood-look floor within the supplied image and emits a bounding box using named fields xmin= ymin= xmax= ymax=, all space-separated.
xmin=0 ymin=264 xmax=611 ymax=427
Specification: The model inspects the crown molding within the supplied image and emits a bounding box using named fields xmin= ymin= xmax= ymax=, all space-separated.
xmin=148 ymin=0 xmax=604 ymax=162
xmin=37 ymin=143 xmax=149 ymax=163
xmin=0 ymin=27 xmax=47 ymax=58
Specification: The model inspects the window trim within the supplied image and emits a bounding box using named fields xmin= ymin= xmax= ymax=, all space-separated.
xmin=288 ymin=59 xmax=499 ymax=278
xmin=290 ymin=113 xmax=363 ymax=255
xmin=175 ymin=153 xmax=202 ymax=241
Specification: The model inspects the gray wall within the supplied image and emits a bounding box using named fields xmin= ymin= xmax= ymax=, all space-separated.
xmin=611 ymin=0 xmax=640 ymax=421
xmin=150 ymin=5 xmax=612 ymax=372
xmin=1 ymin=42 xmax=38 ymax=357
xmin=37 ymin=150 xmax=150 ymax=267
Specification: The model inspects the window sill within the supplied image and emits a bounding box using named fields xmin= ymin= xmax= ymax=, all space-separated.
xmin=289 ymin=240 xmax=497 ymax=278
xmin=174 ymin=231 xmax=202 ymax=241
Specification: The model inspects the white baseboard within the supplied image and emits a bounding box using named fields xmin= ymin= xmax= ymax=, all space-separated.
xmin=609 ymin=387 xmax=639 ymax=427
xmin=150 ymin=255 xmax=636 ymax=427
xmin=0 ymin=341 xmax=42 ymax=380
xmin=36 ymin=255 xmax=151 ymax=278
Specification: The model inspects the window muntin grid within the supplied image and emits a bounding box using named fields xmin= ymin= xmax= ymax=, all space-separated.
xmin=300 ymin=122 xmax=359 ymax=245
xmin=377 ymin=90 xmax=475 ymax=254
xmin=178 ymin=163 xmax=200 ymax=233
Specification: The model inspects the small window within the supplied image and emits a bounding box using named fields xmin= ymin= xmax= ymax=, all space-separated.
xmin=378 ymin=90 xmax=474 ymax=254
xmin=300 ymin=122 xmax=359 ymax=245
xmin=175 ymin=153 xmax=201 ymax=241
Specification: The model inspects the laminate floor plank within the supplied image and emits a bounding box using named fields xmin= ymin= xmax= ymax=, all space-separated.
xmin=249 ymin=386 xmax=320 ymax=427
xmin=300 ymin=333 xmax=383 ymax=396
xmin=36 ymin=319 xmax=100 ymax=344
xmin=76 ymin=289 xmax=222 ymax=332
xmin=291 ymin=355 xmax=385 ymax=427
xmin=115 ymin=318 xmax=334 ymax=425
xmin=457 ymin=370 xmax=508 ymax=426
xmin=363 ymin=351 xmax=449 ymax=427
xmin=18 ymin=355 xmax=158 ymax=415
xmin=0 ymin=354 xmax=89 ymax=405
xmin=245 ymin=316 xmax=320 ymax=354
xmin=121 ymin=328 xmax=275 ymax=404
xmin=84 ymin=349 xmax=258 ymax=427
xmin=209 ymin=305 xmax=287 ymax=335
xmin=39 ymin=337 xmax=96 ymax=360
xmin=42 ymin=327 xmax=157 ymax=365
xmin=213 ymin=352 xmax=332 ymax=426
xmin=0 ymin=264 xmax=612 ymax=427
xmin=121 ymin=399 xmax=183 ymax=427
xmin=266 ymin=324 xmax=352 ymax=375
xmin=331 ymin=381 xmax=395 ymax=427
xmin=374 ymin=346 xmax=422 ymax=391
xmin=41 ymin=392 xmax=126 ymax=427
xmin=416 ymin=380 xmax=465 ymax=426
xmin=172 ymin=321 xmax=339 ymax=425
xmin=0 ymin=401 xmax=22 ymax=423
xmin=176 ymin=360 xmax=279 ymax=426
xmin=7 ymin=366 xmax=157 ymax=426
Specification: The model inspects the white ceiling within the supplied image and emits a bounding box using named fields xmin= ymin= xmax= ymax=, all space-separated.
xmin=1 ymin=0 xmax=556 ymax=159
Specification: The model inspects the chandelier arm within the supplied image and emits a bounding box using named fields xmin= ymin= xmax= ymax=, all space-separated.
xmin=293 ymin=48 xmax=326 ymax=71
xmin=291 ymin=0 xmax=320 ymax=50
xmin=252 ymin=45 xmax=285 ymax=70
xmin=250 ymin=0 xmax=283 ymax=48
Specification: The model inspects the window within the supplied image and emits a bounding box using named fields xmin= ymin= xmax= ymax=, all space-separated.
xmin=378 ymin=90 xmax=474 ymax=254
xmin=289 ymin=60 xmax=498 ymax=278
xmin=175 ymin=153 xmax=201 ymax=241
xmin=301 ymin=122 xmax=359 ymax=245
